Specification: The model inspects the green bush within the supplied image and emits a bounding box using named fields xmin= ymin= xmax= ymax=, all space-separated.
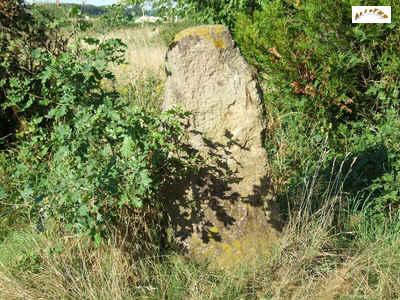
xmin=0 ymin=2 xmax=193 ymax=243
xmin=0 ymin=0 xmax=65 ymax=147
xmin=157 ymin=19 xmax=199 ymax=45
xmin=234 ymin=0 xmax=400 ymax=218
xmin=96 ymin=4 xmax=136 ymax=31
xmin=181 ymin=0 xmax=261 ymax=28
xmin=129 ymin=0 xmax=261 ymax=28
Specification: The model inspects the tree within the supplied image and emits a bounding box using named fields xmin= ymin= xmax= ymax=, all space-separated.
xmin=124 ymin=0 xmax=260 ymax=26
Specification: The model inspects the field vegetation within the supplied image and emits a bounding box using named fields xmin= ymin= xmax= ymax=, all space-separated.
xmin=1 ymin=0 xmax=400 ymax=299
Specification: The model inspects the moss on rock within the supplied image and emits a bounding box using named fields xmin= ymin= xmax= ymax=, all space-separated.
xmin=173 ymin=25 xmax=230 ymax=49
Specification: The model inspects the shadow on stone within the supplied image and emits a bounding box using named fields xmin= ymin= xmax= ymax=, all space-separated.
xmin=160 ymin=25 xmax=281 ymax=266
xmin=160 ymin=128 xmax=282 ymax=252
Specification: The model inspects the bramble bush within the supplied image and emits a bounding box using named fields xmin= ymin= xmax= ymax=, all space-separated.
xmin=0 ymin=1 xmax=193 ymax=243
xmin=234 ymin=0 xmax=400 ymax=219
xmin=0 ymin=0 xmax=67 ymax=148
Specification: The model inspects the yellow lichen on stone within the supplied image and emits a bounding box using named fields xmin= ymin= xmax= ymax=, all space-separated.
xmin=188 ymin=226 xmax=279 ymax=271
xmin=208 ymin=226 xmax=219 ymax=234
xmin=173 ymin=25 xmax=229 ymax=49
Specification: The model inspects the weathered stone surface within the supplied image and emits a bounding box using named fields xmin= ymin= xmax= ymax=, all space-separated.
xmin=163 ymin=25 xmax=280 ymax=268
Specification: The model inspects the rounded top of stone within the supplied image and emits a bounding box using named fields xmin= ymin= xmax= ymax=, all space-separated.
xmin=173 ymin=25 xmax=232 ymax=49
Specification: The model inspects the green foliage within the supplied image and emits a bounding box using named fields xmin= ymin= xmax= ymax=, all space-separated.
xmin=344 ymin=110 xmax=400 ymax=214
xmin=97 ymin=4 xmax=137 ymax=31
xmin=0 ymin=0 xmax=65 ymax=147
xmin=236 ymin=0 xmax=399 ymax=121
xmin=234 ymin=0 xmax=400 ymax=218
xmin=157 ymin=19 xmax=198 ymax=45
xmin=0 ymin=2 xmax=193 ymax=241
xmin=28 ymin=3 xmax=107 ymax=20
xmin=178 ymin=0 xmax=261 ymax=27
xmin=128 ymin=0 xmax=261 ymax=27
xmin=3 ymin=38 xmax=191 ymax=239
xmin=0 ymin=230 xmax=42 ymax=272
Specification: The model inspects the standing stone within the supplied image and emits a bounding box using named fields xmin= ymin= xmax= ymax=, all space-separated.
xmin=163 ymin=25 xmax=280 ymax=268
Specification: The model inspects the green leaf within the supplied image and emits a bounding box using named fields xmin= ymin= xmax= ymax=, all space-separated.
xmin=83 ymin=37 xmax=100 ymax=46
xmin=121 ymin=136 xmax=135 ymax=158
xmin=94 ymin=233 xmax=102 ymax=247
xmin=79 ymin=205 xmax=89 ymax=217
xmin=132 ymin=198 xmax=143 ymax=209
xmin=69 ymin=5 xmax=81 ymax=18
xmin=31 ymin=48 xmax=43 ymax=60
xmin=0 ymin=187 xmax=7 ymax=201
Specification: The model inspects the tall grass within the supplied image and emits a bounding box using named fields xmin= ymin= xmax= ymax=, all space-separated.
xmin=2 ymin=149 xmax=399 ymax=299
xmin=0 ymin=234 xmax=135 ymax=299
xmin=100 ymin=25 xmax=167 ymax=84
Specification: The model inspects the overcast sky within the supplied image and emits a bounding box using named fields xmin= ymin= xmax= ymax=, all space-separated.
xmin=28 ymin=0 xmax=119 ymax=6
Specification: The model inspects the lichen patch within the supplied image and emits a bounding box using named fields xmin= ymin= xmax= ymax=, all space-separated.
xmin=173 ymin=25 xmax=229 ymax=49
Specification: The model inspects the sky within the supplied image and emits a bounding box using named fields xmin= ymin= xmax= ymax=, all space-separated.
xmin=28 ymin=0 xmax=119 ymax=6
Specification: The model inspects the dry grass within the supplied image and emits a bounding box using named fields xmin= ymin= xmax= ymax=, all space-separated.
xmin=0 ymin=234 xmax=136 ymax=300
xmin=98 ymin=25 xmax=167 ymax=85
xmin=2 ymin=153 xmax=399 ymax=300
xmin=1 ymin=212 xmax=399 ymax=299
xmin=250 ymin=154 xmax=400 ymax=300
